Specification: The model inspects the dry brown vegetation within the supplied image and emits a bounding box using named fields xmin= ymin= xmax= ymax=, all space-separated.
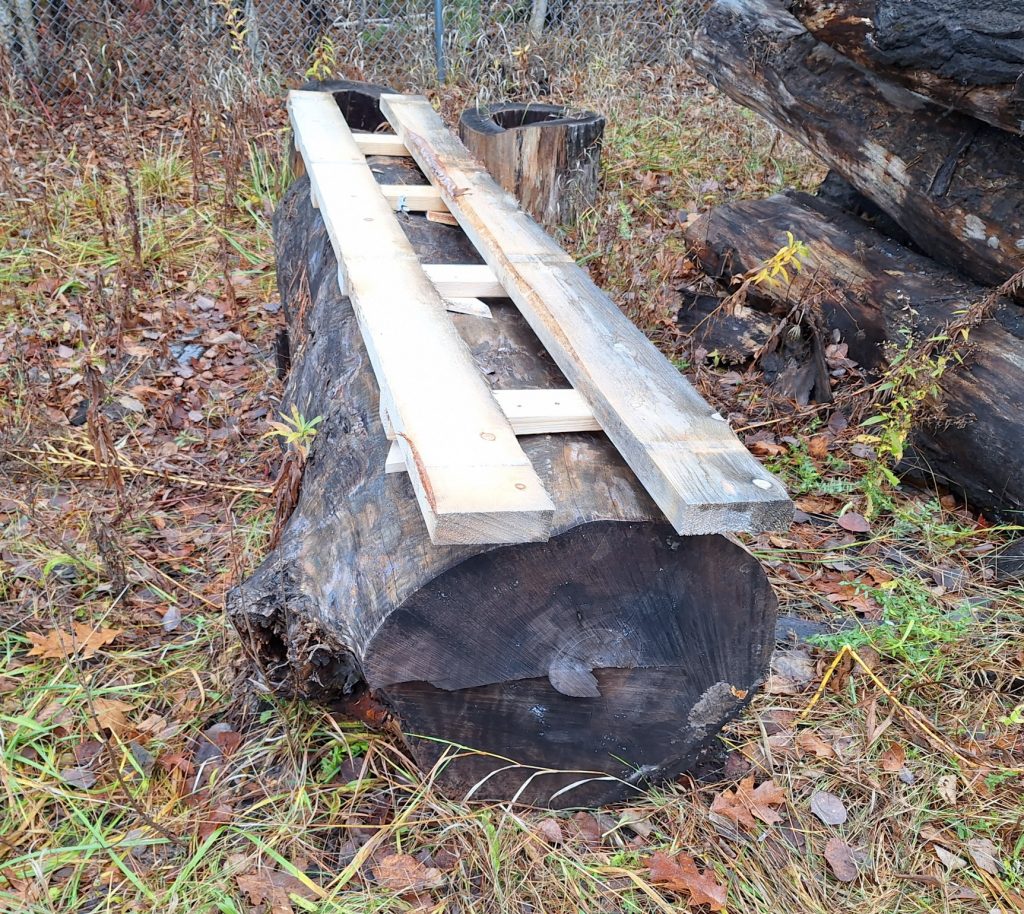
xmin=1 ymin=59 xmax=1022 ymax=914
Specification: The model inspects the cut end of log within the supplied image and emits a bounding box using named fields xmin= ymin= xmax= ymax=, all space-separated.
xmin=359 ymin=522 xmax=776 ymax=805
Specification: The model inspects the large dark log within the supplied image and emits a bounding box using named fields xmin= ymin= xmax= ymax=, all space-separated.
xmin=228 ymin=93 xmax=778 ymax=806
xmin=684 ymin=192 xmax=1024 ymax=522
xmin=458 ymin=103 xmax=604 ymax=229
xmin=791 ymin=0 xmax=1024 ymax=134
xmin=690 ymin=0 xmax=1024 ymax=293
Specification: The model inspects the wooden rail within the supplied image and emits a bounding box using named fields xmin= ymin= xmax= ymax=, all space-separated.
xmin=289 ymin=90 xmax=554 ymax=544
xmin=380 ymin=94 xmax=793 ymax=535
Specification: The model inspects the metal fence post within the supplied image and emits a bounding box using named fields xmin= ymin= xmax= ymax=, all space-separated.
xmin=434 ymin=0 xmax=446 ymax=83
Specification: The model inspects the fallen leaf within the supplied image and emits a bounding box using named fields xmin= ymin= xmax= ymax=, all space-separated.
xmin=837 ymin=512 xmax=871 ymax=533
xmin=749 ymin=439 xmax=787 ymax=457
xmin=73 ymin=739 xmax=103 ymax=765
xmin=711 ymin=776 xmax=786 ymax=829
xmin=936 ymin=775 xmax=958 ymax=805
xmin=127 ymin=741 xmax=156 ymax=778
xmin=162 ymin=605 xmax=182 ymax=633
xmin=536 ymin=819 xmax=563 ymax=845
xmin=880 ymin=742 xmax=906 ymax=772
xmin=372 ymin=854 xmax=444 ymax=893
xmin=795 ymin=730 xmax=835 ymax=759
xmin=571 ymin=811 xmax=604 ymax=846
xmin=136 ymin=712 xmax=177 ymax=742
xmin=648 ymin=851 xmax=728 ymax=911
xmin=762 ymin=709 xmax=797 ymax=735
xmin=864 ymin=565 xmax=894 ymax=584
xmin=768 ymin=650 xmax=815 ymax=695
xmin=824 ymin=838 xmax=860 ymax=882
xmin=807 ymin=435 xmax=829 ymax=459
xmin=158 ymin=750 xmax=195 ymax=777
xmin=210 ymin=726 xmax=242 ymax=756
xmin=934 ymin=846 xmax=967 ymax=870
xmin=619 ymin=808 xmax=653 ymax=839
xmin=61 ymin=766 xmax=97 ymax=789
xmin=197 ymin=803 xmax=233 ymax=840
xmin=809 ymin=790 xmax=847 ymax=826
xmin=795 ymin=494 xmax=842 ymax=515
xmin=26 ymin=622 xmax=123 ymax=660
xmin=951 ymin=883 xmax=980 ymax=900
xmin=236 ymin=867 xmax=318 ymax=914
xmin=90 ymin=698 xmax=133 ymax=735
xmin=919 ymin=824 xmax=948 ymax=844
xmin=966 ymin=837 xmax=1001 ymax=875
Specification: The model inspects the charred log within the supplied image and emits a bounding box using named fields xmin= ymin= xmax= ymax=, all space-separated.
xmin=685 ymin=192 xmax=1024 ymax=522
xmin=690 ymin=0 xmax=1024 ymax=293
xmin=791 ymin=0 xmax=1024 ymax=134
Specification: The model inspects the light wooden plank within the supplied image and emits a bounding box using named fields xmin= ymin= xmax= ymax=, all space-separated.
xmin=385 ymin=443 xmax=410 ymax=474
xmin=380 ymin=184 xmax=447 ymax=213
xmin=289 ymin=90 xmax=553 ymax=544
xmin=494 ymin=388 xmax=599 ymax=434
xmin=289 ymin=90 xmax=367 ymax=164
xmin=445 ymin=297 xmax=492 ymax=318
xmin=422 ymin=263 xmax=505 ymax=298
xmin=338 ymin=262 xmax=503 ymax=302
xmin=353 ymin=132 xmax=408 ymax=156
xmin=427 ymin=210 xmax=459 ymax=226
xmin=386 ymin=389 xmax=601 ymax=473
xmin=381 ymin=94 xmax=793 ymax=535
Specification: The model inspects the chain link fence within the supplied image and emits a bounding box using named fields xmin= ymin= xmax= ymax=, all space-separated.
xmin=1 ymin=1 xmax=701 ymax=104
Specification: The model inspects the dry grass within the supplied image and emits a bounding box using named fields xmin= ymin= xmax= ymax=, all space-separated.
xmin=1 ymin=62 xmax=1022 ymax=914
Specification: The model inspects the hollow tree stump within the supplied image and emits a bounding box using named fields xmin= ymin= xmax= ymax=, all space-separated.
xmin=690 ymin=0 xmax=1024 ymax=292
xmin=227 ymin=88 xmax=777 ymax=807
xmin=458 ymin=103 xmax=604 ymax=229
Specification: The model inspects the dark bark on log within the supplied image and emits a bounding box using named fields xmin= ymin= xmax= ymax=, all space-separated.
xmin=676 ymin=289 xmax=832 ymax=404
xmin=814 ymin=170 xmax=915 ymax=249
xmin=791 ymin=0 xmax=1024 ymax=134
xmin=676 ymin=289 xmax=776 ymax=363
xmin=228 ymin=90 xmax=778 ymax=806
xmin=690 ymin=0 xmax=1024 ymax=293
xmin=458 ymin=103 xmax=604 ymax=229
xmin=684 ymin=192 xmax=1024 ymax=523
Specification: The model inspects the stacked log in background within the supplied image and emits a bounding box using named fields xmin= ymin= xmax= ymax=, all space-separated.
xmin=686 ymin=0 xmax=1024 ymax=523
